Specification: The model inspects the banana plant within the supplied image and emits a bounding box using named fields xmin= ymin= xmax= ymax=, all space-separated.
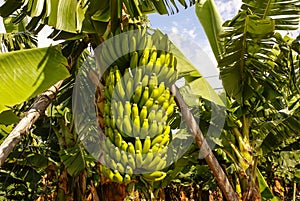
xmin=196 ymin=0 xmax=300 ymax=200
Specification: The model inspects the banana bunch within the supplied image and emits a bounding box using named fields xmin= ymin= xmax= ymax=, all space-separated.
xmin=99 ymin=24 xmax=174 ymax=71
xmin=98 ymin=27 xmax=179 ymax=184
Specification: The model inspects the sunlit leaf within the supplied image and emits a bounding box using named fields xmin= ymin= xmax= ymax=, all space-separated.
xmin=0 ymin=45 xmax=69 ymax=113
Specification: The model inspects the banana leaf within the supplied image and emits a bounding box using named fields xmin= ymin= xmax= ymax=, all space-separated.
xmin=195 ymin=0 xmax=224 ymax=62
xmin=0 ymin=45 xmax=69 ymax=113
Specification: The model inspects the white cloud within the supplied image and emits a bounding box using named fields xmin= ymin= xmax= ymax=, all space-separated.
xmin=171 ymin=26 xmax=179 ymax=34
xmin=215 ymin=0 xmax=242 ymax=21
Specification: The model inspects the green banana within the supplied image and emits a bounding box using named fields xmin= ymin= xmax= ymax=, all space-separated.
xmin=155 ymin=109 xmax=164 ymax=122
xmin=99 ymin=28 xmax=182 ymax=184
xmin=149 ymin=120 xmax=158 ymax=138
xmin=121 ymin=150 xmax=128 ymax=166
xmin=116 ymin=162 xmax=125 ymax=173
xmin=114 ymin=130 xmax=123 ymax=148
xmin=123 ymin=115 xmax=132 ymax=136
xmin=135 ymin=150 xmax=143 ymax=168
xmin=106 ymin=127 xmax=114 ymax=142
xmin=110 ymin=158 xmax=117 ymax=170
xmin=142 ymin=149 xmax=153 ymax=168
xmin=126 ymin=76 xmax=134 ymax=100
xmin=124 ymin=101 xmax=131 ymax=117
xmin=128 ymin=154 xmax=136 ymax=169
xmin=141 ymin=75 xmax=149 ymax=88
xmin=114 ymin=147 xmax=121 ymax=162
xmin=110 ymin=115 xmax=116 ymax=129
xmin=147 ymin=154 xmax=163 ymax=170
xmin=117 ymin=101 xmax=124 ymax=119
xmin=148 ymin=110 xmax=156 ymax=123
xmin=133 ymin=67 xmax=143 ymax=87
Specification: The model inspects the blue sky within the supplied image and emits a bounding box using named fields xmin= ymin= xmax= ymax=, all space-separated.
xmin=148 ymin=0 xmax=242 ymax=89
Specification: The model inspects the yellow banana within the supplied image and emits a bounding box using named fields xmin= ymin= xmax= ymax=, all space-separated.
xmin=150 ymin=86 xmax=160 ymax=100
xmin=130 ymin=51 xmax=139 ymax=69
xmin=116 ymin=162 xmax=125 ymax=173
xmin=166 ymin=103 xmax=176 ymax=116
xmin=128 ymin=142 xmax=135 ymax=155
xmin=121 ymin=140 xmax=128 ymax=152
xmin=132 ymin=82 xmax=143 ymax=103
xmin=132 ymin=115 xmax=140 ymax=137
xmin=162 ymin=125 xmax=171 ymax=136
xmin=132 ymin=103 xmax=139 ymax=118
xmin=151 ymin=134 xmax=164 ymax=146
xmin=157 ymin=94 xmax=166 ymax=105
xmin=151 ymin=143 xmax=160 ymax=153
xmin=162 ymin=100 xmax=170 ymax=111
xmin=142 ymin=136 xmax=151 ymax=154
xmin=140 ymin=118 xmax=149 ymax=139
xmin=135 ymin=137 xmax=143 ymax=152
xmin=142 ymin=171 xmax=167 ymax=182
xmin=151 ymin=100 xmax=160 ymax=112
xmin=141 ymin=75 xmax=149 ymax=88
xmin=153 ymin=58 xmax=162 ymax=74
xmin=159 ymin=51 xmax=166 ymax=66
xmin=139 ymin=86 xmax=149 ymax=107
xmin=160 ymin=133 xmax=170 ymax=147
xmin=113 ymin=170 xmax=123 ymax=183
xmin=140 ymin=106 xmax=148 ymax=124
xmin=144 ymin=98 xmax=154 ymax=111
xmin=139 ymin=48 xmax=150 ymax=66
xmin=124 ymin=174 xmax=131 ymax=183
